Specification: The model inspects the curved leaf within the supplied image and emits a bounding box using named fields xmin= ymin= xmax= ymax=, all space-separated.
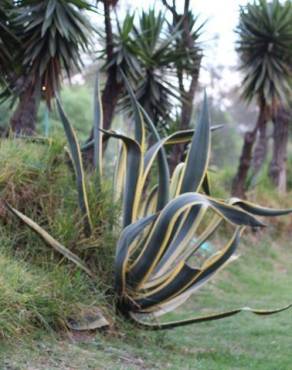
xmin=179 ymin=92 xmax=210 ymax=194
xmin=5 ymin=202 xmax=94 ymax=278
xmin=101 ymin=129 xmax=142 ymax=227
xmin=130 ymin=304 xmax=292 ymax=330
xmin=56 ymin=98 xmax=92 ymax=236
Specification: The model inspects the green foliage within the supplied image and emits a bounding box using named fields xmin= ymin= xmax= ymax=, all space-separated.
xmin=1 ymin=0 xmax=94 ymax=104
xmin=99 ymin=7 xmax=204 ymax=131
xmin=56 ymin=98 xmax=93 ymax=237
xmin=206 ymin=99 xmax=241 ymax=168
xmin=237 ymin=0 xmax=292 ymax=105
xmin=36 ymin=85 xmax=93 ymax=139
xmin=0 ymin=246 xmax=102 ymax=339
xmin=126 ymin=9 xmax=181 ymax=125
xmin=0 ymin=138 xmax=118 ymax=277
xmin=0 ymin=100 xmax=12 ymax=132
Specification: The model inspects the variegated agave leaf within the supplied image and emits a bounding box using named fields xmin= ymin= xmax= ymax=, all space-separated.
xmin=56 ymin=98 xmax=93 ymax=237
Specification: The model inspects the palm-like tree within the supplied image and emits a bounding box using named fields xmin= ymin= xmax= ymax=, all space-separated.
xmin=97 ymin=7 xmax=186 ymax=135
xmin=1 ymin=0 xmax=93 ymax=134
xmin=85 ymin=2 xmax=203 ymax=164
xmin=97 ymin=4 xmax=202 ymax=132
xmin=232 ymin=0 xmax=292 ymax=197
xmin=162 ymin=0 xmax=204 ymax=170
xmin=97 ymin=10 xmax=140 ymax=133
xmin=129 ymin=9 xmax=182 ymax=131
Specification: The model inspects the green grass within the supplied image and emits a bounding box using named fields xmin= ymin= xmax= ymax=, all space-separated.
xmin=0 ymin=139 xmax=291 ymax=369
xmin=0 ymin=247 xmax=106 ymax=340
xmin=0 ymin=232 xmax=291 ymax=369
xmin=0 ymin=139 xmax=117 ymax=339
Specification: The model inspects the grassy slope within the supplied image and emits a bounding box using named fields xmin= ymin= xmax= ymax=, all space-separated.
xmin=1 ymin=233 xmax=291 ymax=370
xmin=0 ymin=140 xmax=291 ymax=369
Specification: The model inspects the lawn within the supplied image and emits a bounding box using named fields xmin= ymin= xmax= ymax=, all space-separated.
xmin=1 ymin=232 xmax=291 ymax=370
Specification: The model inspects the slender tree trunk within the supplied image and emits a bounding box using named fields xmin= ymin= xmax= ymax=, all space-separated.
xmin=232 ymin=106 xmax=267 ymax=198
xmin=181 ymin=73 xmax=198 ymax=129
xmin=100 ymin=0 xmax=123 ymax=133
xmin=84 ymin=1 xmax=122 ymax=165
xmin=269 ymin=106 xmax=290 ymax=193
xmin=252 ymin=118 xmax=268 ymax=175
xmin=101 ymin=67 xmax=123 ymax=132
xmin=10 ymin=89 xmax=37 ymax=135
xmin=167 ymin=0 xmax=201 ymax=172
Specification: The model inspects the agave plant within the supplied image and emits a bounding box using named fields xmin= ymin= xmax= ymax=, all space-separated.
xmin=5 ymin=71 xmax=292 ymax=329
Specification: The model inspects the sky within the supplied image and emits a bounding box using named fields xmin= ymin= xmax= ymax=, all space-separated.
xmin=116 ymin=0 xmax=250 ymax=88
xmin=120 ymin=0 xmax=249 ymax=65
xmin=189 ymin=0 xmax=249 ymax=66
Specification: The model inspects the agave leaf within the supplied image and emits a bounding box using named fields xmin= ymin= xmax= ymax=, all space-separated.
xmin=101 ymin=129 xmax=143 ymax=228
xmin=169 ymin=163 xmax=185 ymax=199
xmin=127 ymin=193 xmax=264 ymax=289
xmin=178 ymin=215 xmax=223 ymax=262
xmin=5 ymin=202 xmax=95 ymax=278
xmin=141 ymin=185 xmax=158 ymax=217
xmin=130 ymin=304 xmax=292 ymax=330
xmin=145 ymin=214 xmax=223 ymax=291
xmin=180 ymin=92 xmax=211 ymax=194
xmin=113 ymin=143 xmax=126 ymax=202
xmin=56 ymin=98 xmax=92 ymax=236
xmin=141 ymin=127 xmax=218 ymax=205
xmin=138 ymin=104 xmax=170 ymax=211
xmin=93 ymin=71 xmax=103 ymax=180
xmin=119 ymin=69 xmax=145 ymax=150
xmin=140 ymin=130 xmax=192 ymax=207
xmin=115 ymin=214 xmax=158 ymax=296
xmin=202 ymin=172 xmax=211 ymax=195
xmin=121 ymin=70 xmax=170 ymax=211
xmin=229 ymin=198 xmax=292 ymax=216
xmin=152 ymin=205 xmax=207 ymax=279
xmin=132 ymin=228 xmax=243 ymax=311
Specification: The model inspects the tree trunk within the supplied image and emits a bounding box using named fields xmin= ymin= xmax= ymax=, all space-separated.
xmin=100 ymin=0 xmax=123 ymax=133
xmin=10 ymin=89 xmax=37 ymax=135
xmin=101 ymin=68 xmax=123 ymax=132
xmin=232 ymin=106 xmax=267 ymax=198
xmin=168 ymin=0 xmax=201 ymax=172
xmin=269 ymin=106 xmax=290 ymax=193
xmin=252 ymin=118 xmax=268 ymax=175
xmin=83 ymin=0 xmax=122 ymax=166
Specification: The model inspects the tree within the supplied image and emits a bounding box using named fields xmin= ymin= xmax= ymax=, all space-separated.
xmin=85 ymin=3 xmax=202 ymax=156
xmin=162 ymin=0 xmax=204 ymax=171
xmin=98 ymin=6 xmax=185 ymax=130
xmin=269 ymin=105 xmax=291 ymax=192
xmin=126 ymin=9 xmax=181 ymax=131
xmin=97 ymin=0 xmax=124 ymax=133
xmin=232 ymin=0 xmax=292 ymax=197
xmin=1 ymin=0 xmax=93 ymax=135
